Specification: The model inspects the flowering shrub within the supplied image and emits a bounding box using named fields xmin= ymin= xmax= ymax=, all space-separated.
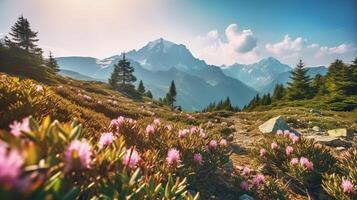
xmin=251 ymin=130 xmax=337 ymax=195
xmin=322 ymin=149 xmax=357 ymax=200
xmin=0 ymin=116 xmax=201 ymax=199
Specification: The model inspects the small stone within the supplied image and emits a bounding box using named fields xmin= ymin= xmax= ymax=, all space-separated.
xmin=258 ymin=116 xmax=298 ymax=135
xmin=312 ymin=126 xmax=321 ymax=132
xmin=305 ymin=135 xmax=352 ymax=147
xmin=327 ymin=128 xmax=353 ymax=138
xmin=239 ymin=194 xmax=255 ymax=200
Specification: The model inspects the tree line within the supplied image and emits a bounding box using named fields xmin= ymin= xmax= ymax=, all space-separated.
xmin=202 ymin=97 xmax=240 ymax=112
xmin=244 ymin=58 xmax=357 ymax=111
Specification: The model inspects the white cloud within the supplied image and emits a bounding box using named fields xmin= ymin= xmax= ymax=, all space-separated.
xmin=316 ymin=43 xmax=356 ymax=57
xmin=265 ymin=34 xmax=305 ymax=55
xmin=190 ymin=24 xmax=258 ymax=65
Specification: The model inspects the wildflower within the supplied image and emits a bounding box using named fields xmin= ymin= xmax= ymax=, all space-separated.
xmin=178 ymin=129 xmax=189 ymax=138
xmin=242 ymin=166 xmax=251 ymax=176
xmin=271 ymin=142 xmax=278 ymax=150
xmin=193 ymin=153 xmax=203 ymax=165
xmin=0 ymin=144 xmax=24 ymax=186
xmin=285 ymin=146 xmax=294 ymax=156
xmin=284 ymin=130 xmax=290 ymax=136
xmin=98 ymin=132 xmax=114 ymax=148
xmin=299 ymin=157 xmax=314 ymax=171
xmin=240 ymin=181 xmax=249 ymax=190
xmin=209 ymin=140 xmax=217 ymax=149
xmin=291 ymin=135 xmax=299 ymax=144
xmin=199 ymin=128 xmax=206 ymax=138
xmin=276 ymin=130 xmax=283 ymax=135
xmin=166 ymin=148 xmax=181 ymax=166
xmin=252 ymin=174 xmax=265 ymax=187
xmin=290 ymin=158 xmax=299 ymax=165
xmin=259 ymin=148 xmax=266 ymax=157
xmin=219 ymin=139 xmax=227 ymax=148
xmin=123 ymin=148 xmax=140 ymax=169
xmin=153 ymin=118 xmax=161 ymax=125
xmin=9 ymin=117 xmax=30 ymax=137
xmin=146 ymin=124 xmax=155 ymax=135
xmin=97 ymin=100 xmax=102 ymax=104
xmin=190 ymin=126 xmax=198 ymax=134
xmin=64 ymin=139 xmax=92 ymax=172
xmin=35 ymin=85 xmax=43 ymax=92
xmin=341 ymin=179 xmax=354 ymax=194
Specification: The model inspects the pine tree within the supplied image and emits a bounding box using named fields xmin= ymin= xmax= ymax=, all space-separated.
xmin=47 ymin=51 xmax=59 ymax=72
xmin=311 ymin=74 xmax=326 ymax=96
xmin=108 ymin=53 xmax=137 ymax=89
xmin=272 ymin=84 xmax=285 ymax=100
xmin=325 ymin=59 xmax=355 ymax=95
xmin=350 ymin=58 xmax=357 ymax=95
xmin=286 ymin=60 xmax=312 ymax=100
xmin=7 ymin=15 xmax=42 ymax=55
xmin=137 ymin=80 xmax=145 ymax=94
xmin=165 ymin=80 xmax=177 ymax=110
xmin=145 ymin=90 xmax=153 ymax=99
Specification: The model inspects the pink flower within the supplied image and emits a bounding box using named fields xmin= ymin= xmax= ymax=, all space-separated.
xmin=291 ymin=135 xmax=299 ymax=144
xmin=199 ymin=128 xmax=206 ymax=138
xmin=209 ymin=140 xmax=217 ymax=149
xmin=240 ymin=181 xmax=249 ymax=190
xmin=178 ymin=129 xmax=189 ymax=138
xmin=341 ymin=179 xmax=354 ymax=194
xmin=190 ymin=127 xmax=198 ymax=134
xmin=286 ymin=146 xmax=294 ymax=156
xmin=64 ymin=139 xmax=92 ymax=172
xmin=35 ymin=85 xmax=43 ymax=91
xmin=290 ymin=158 xmax=299 ymax=165
xmin=260 ymin=148 xmax=266 ymax=157
xmin=276 ymin=130 xmax=283 ymax=135
xmin=166 ymin=148 xmax=181 ymax=166
xmin=123 ymin=148 xmax=140 ymax=169
xmin=0 ymin=144 xmax=24 ymax=186
xmin=242 ymin=166 xmax=251 ymax=176
xmin=146 ymin=124 xmax=155 ymax=135
xmin=98 ymin=132 xmax=114 ymax=148
xmin=193 ymin=153 xmax=203 ymax=165
xmin=153 ymin=118 xmax=161 ymax=125
xmin=9 ymin=117 xmax=30 ymax=137
xmin=219 ymin=139 xmax=227 ymax=148
xmin=284 ymin=130 xmax=290 ymax=136
xmin=299 ymin=157 xmax=314 ymax=171
xmin=252 ymin=174 xmax=265 ymax=187
xmin=271 ymin=142 xmax=278 ymax=150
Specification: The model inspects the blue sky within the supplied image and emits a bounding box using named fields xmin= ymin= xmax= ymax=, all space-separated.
xmin=0 ymin=0 xmax=356 ymax=66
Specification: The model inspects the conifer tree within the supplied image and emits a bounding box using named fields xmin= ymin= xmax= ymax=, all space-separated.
xmin=7 ymin=15 xmax=42 ymax=55
xmin=137 ymin=80 xmax=146 ymax=94
xmin=311 ymin=74 xmax=326 ymax=96
xmin=326 ymin=59 xmax=356 ymax=95
xmin=47 ymin=51 xmax=59 ymax=72
xmin=350 ymin=58 xmax=357 ymax=95
xmin=272 ymin=84 xmax=285 ymax=100
xmin=286 ymin=60 xmax=312 ymax=100
xmin=108 ymin=53 xmax=137 ymax=89
xmin=145 ymin=90 xmax=153 ymax=99
xmin=165 ymin=80 xmax=177 ymax=110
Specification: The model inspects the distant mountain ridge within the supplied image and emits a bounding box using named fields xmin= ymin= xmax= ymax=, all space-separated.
xmin=56 ymin=38 xmax=258 ymax=111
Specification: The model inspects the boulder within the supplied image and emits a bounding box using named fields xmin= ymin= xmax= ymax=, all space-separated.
xmin=305 ymin=135 xmax=352 ymax=147
xmin=259 ymin=116 xmax=296 ymax=134
xmin=327 ymin=128 xmax=353 ymax=138
xmin=239 ymin=194 xmax=255 ymax=200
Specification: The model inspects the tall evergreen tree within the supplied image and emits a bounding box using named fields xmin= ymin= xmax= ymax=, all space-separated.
xmin=286 ymin=60 xmax=312 ymax=100
xmin=137 ymin=80 xmax=146 ymax=94
xmin=47 ymin=51 xmax=59 ymax=72
xmin=165 ymin=80 xmax=177 ymax=110
xmin=311 ymin=74 xmax=327 ymax=96
xmin=7 ymin=15 xmax=42 ymax=55
xmin=326 ymin=59 xmax=356 ymax=95
xmin=272 ymin=84 xmax=285 ymax=100
xmin=145 ymin=90 xmax=153 ymax=99
xmin=350 ymin=58 xmax=357 ymax=95
xmin=108 ymin=53 xmax=137 ymax=89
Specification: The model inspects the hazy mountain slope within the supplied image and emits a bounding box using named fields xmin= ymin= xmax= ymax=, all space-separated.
xmin=222 ymin=57 xmax=292 ymax=91
xmin=59 ymin=69 xmax=98 ymax=81
xmin=261 ymin=66 xmax=328 ymax=94
xmin=56 ymin=38 xmax=257 ymax=111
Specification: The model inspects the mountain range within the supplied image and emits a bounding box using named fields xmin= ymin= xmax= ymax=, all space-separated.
xmin=56 ymin=38 xmax=327 ymax=111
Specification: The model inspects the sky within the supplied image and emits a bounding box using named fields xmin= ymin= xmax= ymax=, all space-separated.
xmin=0 ymin=0 xmax=356 ymax=67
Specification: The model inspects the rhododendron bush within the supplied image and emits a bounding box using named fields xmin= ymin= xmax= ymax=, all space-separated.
xmin=0 ymin=115 xmax=232 ymax=199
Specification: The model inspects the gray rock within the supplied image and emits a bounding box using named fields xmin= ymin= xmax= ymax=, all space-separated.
xmin=305 ymin=135 xmax=352 ymax=147
xmin=239 ymin=194 xmax=255 ymax=200
xmin=258 ymin=116 xmax=297 ymax=134
xmin=312 ymin=126 xmax=321 ymax=132
xmin=309 ymin=109 xmax=321 ymax=115
xmin=327 ymin=128 xmax=353 ymax=138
